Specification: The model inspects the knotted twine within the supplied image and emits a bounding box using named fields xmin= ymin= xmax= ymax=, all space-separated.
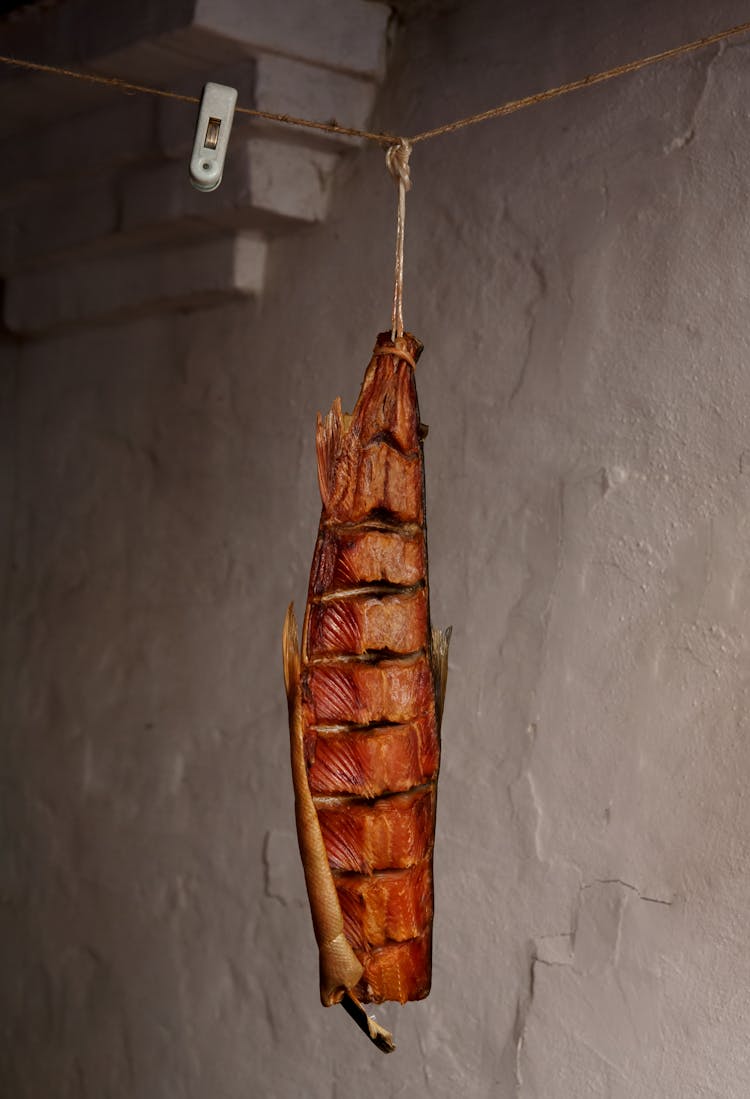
xmin=386 ymin=139 xmax=412 ymax=341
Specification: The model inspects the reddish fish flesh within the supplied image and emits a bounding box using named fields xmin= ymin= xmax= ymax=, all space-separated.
xmin=283 ymin=331 xmax=449 ymax=1050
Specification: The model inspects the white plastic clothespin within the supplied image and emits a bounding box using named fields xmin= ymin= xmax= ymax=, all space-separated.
xmin=189 ymin=82 xmax=238 ymax=192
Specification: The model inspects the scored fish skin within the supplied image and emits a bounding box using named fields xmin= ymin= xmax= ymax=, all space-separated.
xmin=310 ymin=527 xmax=426 ymax=591
xmin=307 ymin=587 xmax=429 ymax=658
xmin=292 ymin=330 xmax=449 ymax=1007
xmin=283 ymin=331 xmax=449 ymax=1035
xmin=307 ymin=716 xmax=438 ymax=800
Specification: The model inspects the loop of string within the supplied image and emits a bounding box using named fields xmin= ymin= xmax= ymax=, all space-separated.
xmin=386 ymin=140 xmax=412 ymax=340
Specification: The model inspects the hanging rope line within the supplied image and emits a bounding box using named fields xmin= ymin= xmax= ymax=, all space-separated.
xmin=409 ymin=19 xmax=750 ymax=143
xmin=0 ymin=54 xmax=397 ymax=144
xmin=0 ymin=17 xmax=749 ymax=148
xmin=385 ymin=139 xmax=412 ymax=340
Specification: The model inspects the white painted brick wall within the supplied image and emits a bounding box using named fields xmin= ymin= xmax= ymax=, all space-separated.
xmin=5 ymin=96 xmax=156 ymax=193
xmin=5 ymin=233 xmax=266 ymax=333
xmin=192 ymin=0 xmax=389 ymax=76
xmin=21 ymin=2 xmax=750 ymax=1099
xmin=253 ymin=54 xmax=377 ymax=145
xmin=0 ymin=175 xmax=119 ymax=273
xmin=0 ymin=0 xmax=389 ymax=333
xmin=122 ymin=137 xmax=337 ymax=236
xmin=16 ymin=3 xmax=750 ymax=1098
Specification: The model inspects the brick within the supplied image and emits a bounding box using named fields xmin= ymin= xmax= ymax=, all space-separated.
xmin=0 ymin=0 xmax=198 ymax=74
xmin=122 ymin=136 xmax=337 ymax=235
xmin=4 ymin=232 xmax=266 ymax=334
xmin=243 ymin=137 xmax=337 ymax=223
xmin=253 ymin=54 xmax=378 ymax=147
xmin=0 ymin=176 xmax=118 ymax=275
xmin=191 ymin=0 xmax=389 ymax=78
xmin=0 ymin=0 xmax=388 ymax=143
xmin=0 ymin=97 xmax=156 ymax=199
xmin=0 ymin=1 xmax=202 ymax=137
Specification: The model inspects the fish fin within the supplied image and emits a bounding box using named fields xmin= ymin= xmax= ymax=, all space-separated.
xmin=282 ymin=602 xmax=364 ymax=1007
xmin=430 ymin=625 xmax=452 ymax=728
xmin=282 ymin=602 xmax=300 ymax=702
xmin=315 ymin=397 xmax=344 ymax=512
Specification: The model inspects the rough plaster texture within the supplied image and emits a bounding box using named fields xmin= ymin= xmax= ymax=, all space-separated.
xmin=3 ymin=1 xmax=750 ymax=1096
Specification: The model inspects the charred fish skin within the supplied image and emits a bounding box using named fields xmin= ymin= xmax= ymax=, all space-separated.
xmin=284 ymin=331 xmax=449 ymax=1015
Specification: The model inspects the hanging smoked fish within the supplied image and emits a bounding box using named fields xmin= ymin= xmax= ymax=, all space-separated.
xmin=283 ymin=330 xmax=450 ymax=1052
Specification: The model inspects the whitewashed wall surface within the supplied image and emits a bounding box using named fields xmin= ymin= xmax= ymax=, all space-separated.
xmin=3 ymin=1 xmax=750 ymax=1096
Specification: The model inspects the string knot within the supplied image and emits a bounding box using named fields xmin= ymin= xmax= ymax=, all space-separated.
xmin=386 ymin=140 xmax=412 ymax=340
xmin=386 ymin=139 xmax=412 ymax=192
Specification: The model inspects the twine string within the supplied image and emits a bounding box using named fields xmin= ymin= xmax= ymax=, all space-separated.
xmin=2 ymin=19 xmax=750 ymax=345
xmin=386 ymin=139 xmax=412 ymax=340
xmin=409 ymin=20 xmax=750 ymax=143
xmin=0 ymin=53 xmax=399 ymax=145
xmin=0 ymin=18 xmax=749 ymax=148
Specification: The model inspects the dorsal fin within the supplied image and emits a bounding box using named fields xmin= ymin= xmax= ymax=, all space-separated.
xmin=315 ymin=398 xmax=344 ymax=512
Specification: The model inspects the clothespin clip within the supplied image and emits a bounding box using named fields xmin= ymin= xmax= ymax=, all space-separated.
xmin=189 ymin=82 xmax=238 ymax=192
